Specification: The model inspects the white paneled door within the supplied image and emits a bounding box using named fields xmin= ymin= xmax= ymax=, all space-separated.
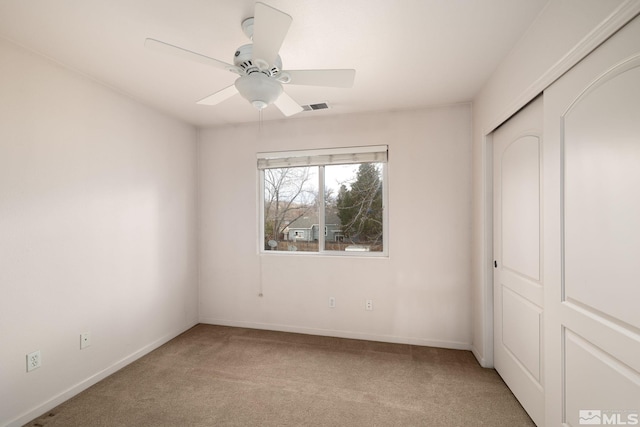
xmin=494 ymin=96 xmax=544 ymax=426
xmin=543 ymin=15 xmax=640 ymax=427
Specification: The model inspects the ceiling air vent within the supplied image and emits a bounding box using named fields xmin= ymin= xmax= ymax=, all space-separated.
xmin=301 ymin=102 xmax=330 ymax=111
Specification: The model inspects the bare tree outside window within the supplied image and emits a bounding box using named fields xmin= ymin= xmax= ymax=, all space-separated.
xmin=263 ymin=166 xmax=318 ymax=251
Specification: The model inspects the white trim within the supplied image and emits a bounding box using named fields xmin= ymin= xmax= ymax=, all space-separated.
xmin=381 ymin=158 xmax=390 ymax=258
xmin=200 ymin=318 xmax=472 ymax=350
xmin=318 ymin=165 xmax=326 ymax=251
xmin=258 ymin=152 xmax=387 ymax=169
xmin=4 ymin=321 xmax=198 ymax=427
xmin=257 ymin=145 xmax=388 ymax=160
xmin=258 ymin=168 xmax=266 ymax=254
xmin=257 ymin=145 xmax=388 ymax=169
xmin=257 ymin=157 xmax=389 ymax=258
xmin=482 ymin=133 xmax=495 ymax=368
xmin=196 ymin=129 xmax=202 ymax=322
xmin=471 ymin=345 xmax=487 ymax=368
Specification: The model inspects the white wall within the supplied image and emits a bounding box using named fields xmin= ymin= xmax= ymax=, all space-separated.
xmin=199 ymin=104 xmax=472 ymax=348
xmin=0 ymin=39 xmax=198 ymax=426
xmin=470 ymin=0 xmax=629 ymax=367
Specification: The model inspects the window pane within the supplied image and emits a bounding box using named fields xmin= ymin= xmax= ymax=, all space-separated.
xmin=325 ymin=163 xmax=384 ymax=252
xmin=263 ymin=166 xmax=319 ymax=252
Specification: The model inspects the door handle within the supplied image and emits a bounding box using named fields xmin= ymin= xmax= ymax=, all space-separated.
xmin=494 ymin=260 xmax=498 ymax=268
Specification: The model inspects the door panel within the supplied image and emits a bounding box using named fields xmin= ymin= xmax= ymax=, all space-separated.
xmin=502 ymin=287 xmax=542 ymax=382
xmin=494 ymin=95 xmax=544 ymax=426
xmin=564 ymin=63 xmax=640 ymax=329
xmin=543 ymin=14 xmax=640 ymax=427
xmin=502 ymin=135 xmax=541 ymax=281
xmin=565 ymin=330 xmax=640 ymax=427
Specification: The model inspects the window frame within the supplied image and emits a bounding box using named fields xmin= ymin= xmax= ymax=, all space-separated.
xmin=258 ymin=145 xmax=389 ymax=257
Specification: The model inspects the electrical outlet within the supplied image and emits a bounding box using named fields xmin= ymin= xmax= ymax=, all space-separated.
xmin=26 ymin=350 xmax=41 ymax=372
xmin=80 ymin=332 xmax=91 ymax=349
xmin=329 ymin=297 xmax=336 ymax=308
xmin=365 ymin=299 xmax=373 ymax=311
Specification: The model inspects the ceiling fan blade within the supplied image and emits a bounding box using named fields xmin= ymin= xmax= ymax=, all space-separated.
xmin=196 ymin=85 xmax=238 ymax=106
xmin=252 ymin=2 xmax=292 ymax=66
xmin=282 ymin=69 xmax=356 ymax=88
xmin=274 ymin=91 xmax=303 ymax=117
xmin=145 ymin=38 xmax=236 ymax=72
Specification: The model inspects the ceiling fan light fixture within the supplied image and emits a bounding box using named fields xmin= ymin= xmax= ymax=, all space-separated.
xmin=251 ymin=100 xmax=268 ymax=110
xmin=234 ymin=73 xmax=283 ymax=110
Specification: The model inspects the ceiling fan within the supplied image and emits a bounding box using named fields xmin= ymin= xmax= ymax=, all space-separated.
xmin=145 ymin=2 xmax=356 ymax=117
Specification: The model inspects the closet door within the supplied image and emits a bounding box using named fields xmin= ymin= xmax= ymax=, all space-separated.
xmin=493 ymin=95 xmax=544 ymax=426
xmin=544 ymin=15 xmax=640 ymax=426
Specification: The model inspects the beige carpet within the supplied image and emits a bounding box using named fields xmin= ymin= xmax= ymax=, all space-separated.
xmin=25 ymin=324 xmax=535 ymax=426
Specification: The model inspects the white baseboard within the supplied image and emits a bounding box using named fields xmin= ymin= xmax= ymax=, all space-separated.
xmin=4 ymin=320 xmax=198 ymax=427
xmin=471 ymin=345 xmax=493 ymax=368
xmin=199 ymin=317 xmax=472 ymax=351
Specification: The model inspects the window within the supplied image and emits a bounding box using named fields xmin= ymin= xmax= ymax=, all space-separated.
xmin=258 ymin=145 xmax=388 ymax=255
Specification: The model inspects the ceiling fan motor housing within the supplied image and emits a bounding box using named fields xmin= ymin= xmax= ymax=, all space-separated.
xmin=234 ymin=44 xmax=282 ymax=76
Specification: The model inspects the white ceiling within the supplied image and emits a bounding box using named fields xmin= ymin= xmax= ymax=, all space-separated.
xmin=0 ymin=0 xmax=548 ymax=128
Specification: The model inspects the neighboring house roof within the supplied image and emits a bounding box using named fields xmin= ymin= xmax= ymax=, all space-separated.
xmin=287 ymin=216 xmax=316 ymax=229
xmin=288 ymin=213 xmax=341 ymax=230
